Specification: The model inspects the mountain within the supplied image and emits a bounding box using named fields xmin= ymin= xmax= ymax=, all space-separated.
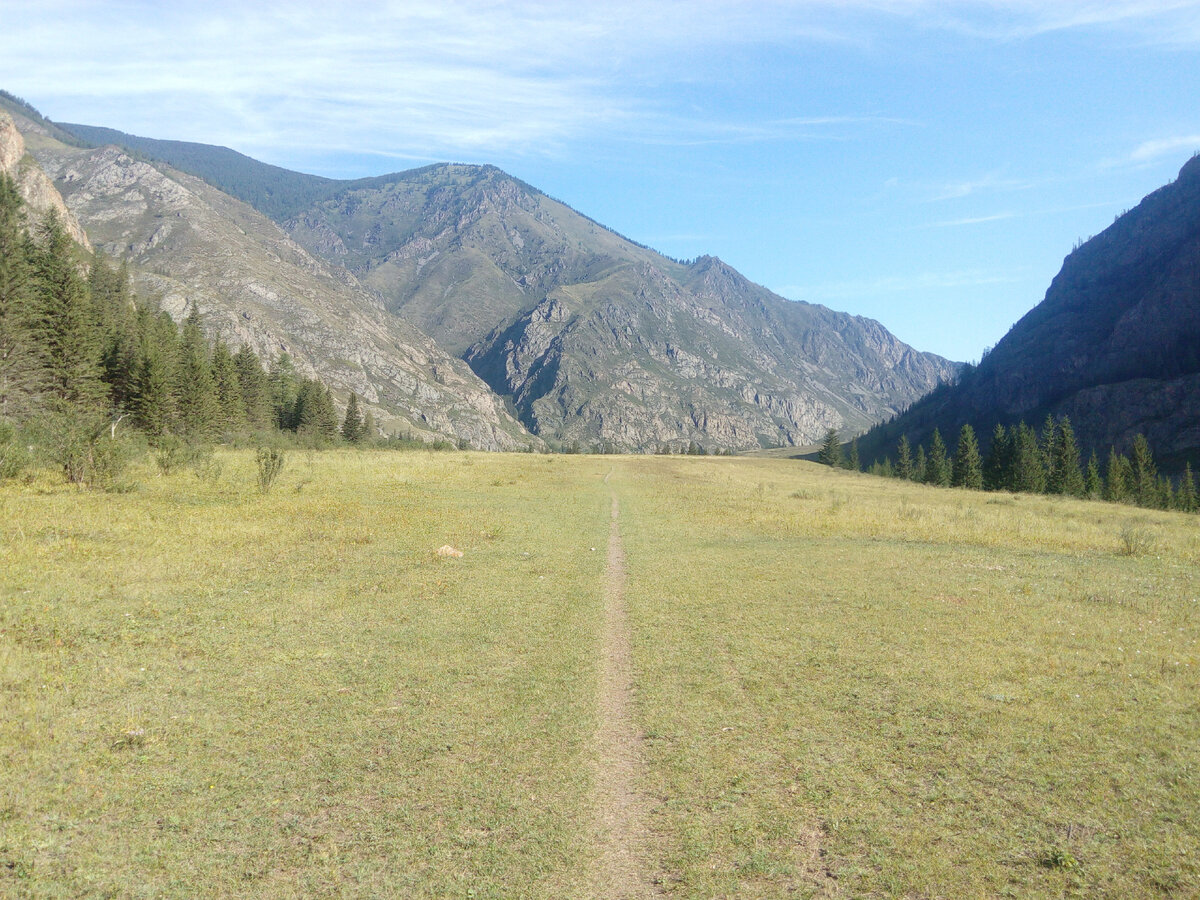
xmin=49 ymin=114 xmax=959 ymax=451
xmin=860 ymin=155 xmax=1200 ymax=471
xmin=281 ymin=164 xmax=960 ymax=450
xmin=3 ymin=102 xmax=534 ymax=450
xmin=0 ymin=106 xmax=90 ymax=249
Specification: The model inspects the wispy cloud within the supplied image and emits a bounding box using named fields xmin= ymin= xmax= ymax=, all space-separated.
xmin=779 ymin=268 xmax=1024 ymax=303
xmin=930 ymin=212 xmax=1018 ymax=227
xmin=1130 ymin=134 xmax=1200 ymax=161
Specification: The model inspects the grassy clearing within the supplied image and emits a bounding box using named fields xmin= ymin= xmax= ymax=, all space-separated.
xmin=615 ymin=456 xmax=1199 ymax=898
xmin=1 ymin=450 xmax=612 ymax=898
xmin=2 ymin=450 xmax=1198 ymax=897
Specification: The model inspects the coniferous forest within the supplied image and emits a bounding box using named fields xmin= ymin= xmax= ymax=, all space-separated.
xmin=0 ymin=172 xmax=370 ymax=489
xmin=818 ymin=418 xmax=1197 ymax=514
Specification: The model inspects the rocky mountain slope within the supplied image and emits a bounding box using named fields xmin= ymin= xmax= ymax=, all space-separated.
xmin=861 ymin=155 xmax=1200 ymax=469
xmin=3 ymin=102 xmax=534 ymax=450
xmin=53 ymin=120 xmax=959 ymax=451
xmin=0 ymin=109 xmax=90 ymax=249
xmin=283 ymin=165 xmax=959 ymax=450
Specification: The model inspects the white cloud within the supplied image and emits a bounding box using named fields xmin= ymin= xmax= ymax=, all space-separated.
xmin=1130 ymin=134 xmax=1200 ymax=161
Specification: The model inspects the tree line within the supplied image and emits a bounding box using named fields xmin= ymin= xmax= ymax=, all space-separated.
xmin=0 ymin=172 xmax=373 ymax=487
xmin=818 ymin=417 xmax=1196 ymax=513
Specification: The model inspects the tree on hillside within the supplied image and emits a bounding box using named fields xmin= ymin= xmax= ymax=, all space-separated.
xmin=233 ymin=344 xmax=270 ymax=429
xmin=924 ymin=428 xmax=951 ymax=486
xmin=818 ymin=428 xmax=843 ymax=467
xmin=210 ymin=339 xmax=245 ymax=433
xmin=914 ymin=444 xmax=927 ymax=483
xmin=951 ymin=423 xmax=983 ymax=489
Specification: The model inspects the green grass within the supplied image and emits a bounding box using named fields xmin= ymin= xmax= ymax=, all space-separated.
xmin=2 ymin=451 xmax=1198 ymax=897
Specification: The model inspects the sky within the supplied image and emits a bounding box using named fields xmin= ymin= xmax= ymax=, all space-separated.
xmin=3 ymin=0 xmax=1200 ymax=362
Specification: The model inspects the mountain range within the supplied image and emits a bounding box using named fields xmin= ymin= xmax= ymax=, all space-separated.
xmin=1 ymin=93 xmax=958 ymax=451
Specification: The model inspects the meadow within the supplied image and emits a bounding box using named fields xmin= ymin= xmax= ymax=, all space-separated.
xmin=2 ymin=450 xmax=1197 ymax=898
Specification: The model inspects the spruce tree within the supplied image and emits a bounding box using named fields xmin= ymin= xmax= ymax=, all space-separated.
xmin=951 ymin=423 xmax=983 ymax=489
xmin=269 ymin=353 xmax=299 ymax=430
xmin=1178 ymin=463 xmax=1197 ymax=513
xmin=341 ymin=391 xmax=364 ymax=443
xmin=361 ymin=408 xmax=377 ymax=445
xmin=173 ymin=307 xmax=220 ymax=440
xmin=29 ymin=213 xmax=105 ymax=408
xmin=818 ymin=428 xmax=843 ymax=467
xmin=984 ymin=423 xmax=1012 ymax=491
xmin=233 ymin=344 xmax=270 ymax=429
xmin=1047 ymin=416 xmax=1084 ymax=496
xmin=90 ymin=258 xmax=139 ymax=411
xmin=914 ymin=445 xmax=927 ymax=483
xmin=1012 ymin=422 xmax=1046 ymax=494
xmin=846 ymin=437 xmax=860 ymax=471
xmin=1084 ymin=452 xmax=1103 ymax=499
xmin=209 ymin=339 xmax=245 ymax=432
xmin=925 ymin=428 xmax=951 ymax=486
xmin=896 ymin=435 xmax=914 ymax=480
xmin=1130 ymin=434 xmax=1158 ymax=507
xmin=1105 ymin=449 xmax=1132 ymax=503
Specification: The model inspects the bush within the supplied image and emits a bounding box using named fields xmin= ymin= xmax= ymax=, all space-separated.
xmin=255 ymin=445 xmax=286 ymax=494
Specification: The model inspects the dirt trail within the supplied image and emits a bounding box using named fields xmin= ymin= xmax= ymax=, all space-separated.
xmin=593 ymin=483 xmax=659 ymax=898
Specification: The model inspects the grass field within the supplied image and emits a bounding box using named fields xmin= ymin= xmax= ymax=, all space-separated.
xmin=2 ymin=450 xmax=1197 ymax=898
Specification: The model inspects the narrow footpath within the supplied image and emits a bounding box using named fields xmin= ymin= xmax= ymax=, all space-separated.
xmin=593 ymin=480 xmax=659 ymax=898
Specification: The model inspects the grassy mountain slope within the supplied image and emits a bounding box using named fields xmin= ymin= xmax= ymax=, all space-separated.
xmin=12 ymin=113 xmax=534 ymax=449
xmin=860 ymin=155 xmax=1200 ymax=470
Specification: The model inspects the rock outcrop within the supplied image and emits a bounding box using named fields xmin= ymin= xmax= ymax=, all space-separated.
xmin=0 ymin=110 xmax=91 ymax=249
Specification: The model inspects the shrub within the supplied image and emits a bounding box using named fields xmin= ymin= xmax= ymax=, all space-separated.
xmin=255 ymin=445 xmax=286 ymax=494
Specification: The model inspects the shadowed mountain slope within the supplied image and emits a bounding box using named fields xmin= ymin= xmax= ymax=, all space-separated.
xmin=860 ymin=155 xmax=1200 ymax=470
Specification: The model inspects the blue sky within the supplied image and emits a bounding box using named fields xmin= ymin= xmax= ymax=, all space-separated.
xmin=3 ymin=0 xmax=1200 ymax=361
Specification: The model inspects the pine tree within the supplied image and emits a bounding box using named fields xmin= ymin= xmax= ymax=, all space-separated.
xmin=951 ymin=423 xmax=983 ymax=489
xmin=914 ymin=445 xmax=927 ymax=483
xmin=1130 ymin=434 xmax=1158 ymax=507
xmin=1040 ymin=414 xmax=1059 ymax=488
xmin=132 ymin=305 xmax=179 ymax=437
xmin=1178 ymin=463 xmax=1197 ymax=513
xmin=818 ymin=428 xmax=843 ymax=467
xmin=173 ymin=306 xmax=220 ymax=440
xmin=233 ymin=344 xmax=270 ymax=429
xmin=361 ymin=409 xmax=377 ymax=445
xmin=295 ymin=379 xmax=339 ymax=441
xmin=984 ymin=423 xmax=1012 ymax=491
xmin=846 ymin=438 xmax=860 ymax=471
xmin=210 ymin=339 xmax=245 ymax=432
xmin=29 ymin=212 xmax=105 ymax=408
xmin=1084 ymin=452 xmax=1103 ymax=499
xmin=89 ymin=257 xmax=139 ymax=410
xmin=341 ymin=391 xmax=364 ymax=443
xmin=269 ymin=353 xmax=299 ymax=430
xmin=1105 ymin=448 xmax=1132 ymax=503
xmin=1012 ymin=422 xmax=1046 ymax=494
xmin=896 ymin=435 xmax=914 ymax=480
xmin=1047 ymin=416 xmax=1084 ymax=496
xmin=925 ymin=428 xmax=951 ymax=486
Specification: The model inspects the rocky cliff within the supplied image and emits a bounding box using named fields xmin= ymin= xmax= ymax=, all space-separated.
xmin=0 ymin=110 xmax=90 ymax=249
